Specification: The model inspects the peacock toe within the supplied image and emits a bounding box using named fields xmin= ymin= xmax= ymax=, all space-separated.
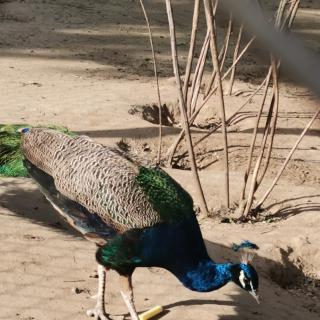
xmin=86 ymin=306 xmax=110 ymax=320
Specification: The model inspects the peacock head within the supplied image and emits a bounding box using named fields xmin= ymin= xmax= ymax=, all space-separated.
xmin=229 ymin=240 xmax=260 ymax=303
xmin=232 ymin=262 xmax=259 ymax=303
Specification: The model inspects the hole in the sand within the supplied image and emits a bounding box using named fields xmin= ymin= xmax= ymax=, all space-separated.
xmin=266 ymin=247 xmax=320 ymax=311
xmin=128 ymin=103 xmax=176 ymax=127
xmin=171 ymin=149 xmax=220 ymax=171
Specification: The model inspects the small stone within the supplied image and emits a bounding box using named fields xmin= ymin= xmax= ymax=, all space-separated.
xmin=71 ymin=287 xmax=81 ymax=294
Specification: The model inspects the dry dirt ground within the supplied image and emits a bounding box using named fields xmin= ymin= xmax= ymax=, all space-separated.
xmin=0 ymin=1 xmax=319 ymax=320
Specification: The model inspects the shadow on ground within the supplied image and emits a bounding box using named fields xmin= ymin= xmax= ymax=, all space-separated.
xmin=0 ymin=0 xmax=319 ymax=83
xmin=0 ymin=178 xmax=81 ymax=237
xmin=1 ymin=177 xmax=319 ymax=319
xmin=76 ymin=126 xmax=181 ymax=139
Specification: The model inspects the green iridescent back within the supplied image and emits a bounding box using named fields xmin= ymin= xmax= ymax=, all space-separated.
xmin=136 ymin=166 xmax=194 ymax=223
xmin=0 ymin=129 xmax=27 ymax=177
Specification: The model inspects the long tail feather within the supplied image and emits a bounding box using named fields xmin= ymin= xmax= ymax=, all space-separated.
xmin=0 ymin=128 xmax=27 ymax=177
xmin=0 ymin=124 xmax=74 ymax=177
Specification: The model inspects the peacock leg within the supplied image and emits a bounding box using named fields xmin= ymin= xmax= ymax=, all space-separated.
xmin=120 ymin=275 xmax=139 ymax=320
xmin=87 ymin=264 xmax=110 ymax=320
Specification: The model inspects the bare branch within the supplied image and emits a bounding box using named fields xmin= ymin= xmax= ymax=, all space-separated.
xmin=239 ymin=66 xmax=272 ymax=202
xmin=166 ymin=36 xmax=255 ymax=164
xmin=175 ymin=70 xmax=273 ymax=163
xmin=183 ymin=0 xmax=201 ymax=104
xmin=165 ymin=0 xmax=209 ymax=215
xmin=194 ymin=70 xmax=272 ymax=150
xmin=138 ymin=0 xmax=163 ymax=164
xmin=227 ymin=24 xmax=243 ymax=95
xmin=219 ymin=13 xmax=233 ymax=73
xmin=254 ymin=108 xmax=320 ymax=210
xmin=188 ymin=31 xmax=210 ymax=117
xmin=203 ymin=0 xmax=230 ymax=207
xmin=256 ymin=58 xmax=280 ymax=187
xmin=240 ymin=0 xmax=296 ymax=216
xmin=242 ymin=59 xmax=279 ymax=217
xmin=220 ymin=0 xmax=320 ymax=98
xmin=288 ymin=0 xmax=300 ymax=28
xmin=204 ymin=12 xmax=233 ymax=97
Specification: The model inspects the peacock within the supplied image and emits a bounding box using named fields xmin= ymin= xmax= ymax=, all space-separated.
xmin=0 ymin=125 xmax=260 ymax=320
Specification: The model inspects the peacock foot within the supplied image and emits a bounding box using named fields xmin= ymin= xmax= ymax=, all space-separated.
xmin=86 ymin=305 xmax=110 ymax=320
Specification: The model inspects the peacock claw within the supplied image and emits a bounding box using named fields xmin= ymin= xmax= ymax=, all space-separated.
xmin=86 ymin=306 xmax=110 ymax=320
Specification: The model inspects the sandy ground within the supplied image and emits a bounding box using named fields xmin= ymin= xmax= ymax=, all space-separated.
xmin=0 ymin=1 xmax=319 ymax=320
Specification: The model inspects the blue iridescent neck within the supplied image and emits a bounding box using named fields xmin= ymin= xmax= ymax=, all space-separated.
xmin=174 ymin=259 xmax=233 ymax=292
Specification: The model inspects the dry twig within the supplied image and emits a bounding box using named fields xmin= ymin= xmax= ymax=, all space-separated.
xmin=165 ymin=0 xmax=209 ymax=215
xmin=183 ymin=0 xmax=201 ymax=104
xmin=175 ymin=71 xmax=273 ymax=162
xmin=188 ymin=31 xmax=210 ymax=117
xmin=204 ymin=12 xmax=233 ymax=97
xmin=254 ymin=108 xmax=320 ymax=210
xmin=243 ymin=57 xmax=279 ymax=217
xmin=166 ymin=36 xmax=255 ymax=164
xmin=203 ymin=0 xmax=230 ymax=207
xmin=240 ymin=0 xmax=298 ymax=216
xmin=138 ymin=0 xmax=163 ymax=164
xmin=227 ymin=24 xmax=243 ymax=95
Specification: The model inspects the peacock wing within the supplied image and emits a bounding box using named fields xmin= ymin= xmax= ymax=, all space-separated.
xmin=24 ymin=159 xmax=116 ymax=245
xmin=22 ymin=129 xmax=195 ymax=233
xmin=135 ymin=166 xmax=195 ymax=223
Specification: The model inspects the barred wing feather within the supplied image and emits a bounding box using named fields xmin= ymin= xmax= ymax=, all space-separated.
xmin=22 ymin=129 xmax=194 ymax=234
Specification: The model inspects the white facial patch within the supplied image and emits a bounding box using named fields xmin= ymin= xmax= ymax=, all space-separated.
xmin=239 ymin=270 xmax=246 ymax=288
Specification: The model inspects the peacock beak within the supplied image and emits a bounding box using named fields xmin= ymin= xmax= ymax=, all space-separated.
xmin=250 ymin=290 xmax=260 ymax=304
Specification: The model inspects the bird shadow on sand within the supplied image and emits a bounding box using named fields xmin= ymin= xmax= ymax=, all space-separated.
xmin=164 ymin=299 xmax=235 ymax=309
xmin=115 ymin=299 xmax=235 ymax=320
xmin=1 ymin=178 xmax=317 ymax=292
xmin=154 ymin=240 xmax=320 ymax=319
xmin=203 ymin=240 xmax=320 ymax=319
xmin=75 ymin=126 xmax=182 ymax=140
xmin=2 ymin=178 xmax=319 ymax=239
xmin=0 ymin=178 xmax=81 ymax=237
xmin=1 ymin=178 xmax=319 ymax=319
xmin=107 ymin=240 xmax=319 ymax=319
